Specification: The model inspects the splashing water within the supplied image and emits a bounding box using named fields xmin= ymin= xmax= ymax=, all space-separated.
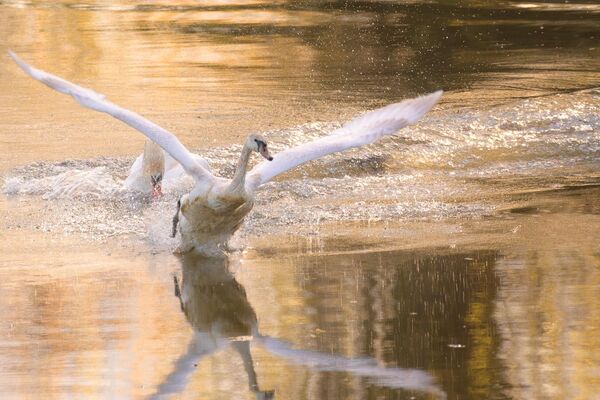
xmin=4 ymin=167 xmax=122 ymax=199
xmin=2 ymin=90 xmax=598 ymax=247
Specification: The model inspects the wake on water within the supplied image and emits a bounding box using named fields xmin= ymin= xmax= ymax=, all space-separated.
xmin=2 ymin=90 xmax=599 ymax=249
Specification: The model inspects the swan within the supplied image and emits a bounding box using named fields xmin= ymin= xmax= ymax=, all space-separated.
xmin=9 ymin=51 xmax=442 ymax=253
xmin=124 ymin=139 xmax=165 ymax=197
xmin=124 ymin=139 xmax=210 ymax=198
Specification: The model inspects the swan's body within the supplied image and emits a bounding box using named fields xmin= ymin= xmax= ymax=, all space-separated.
xmin=178 ymin=185 xmax=254 ymax=252
xmin=9 ymin=51 xmax=442 ymax=253
xmin=174 ymin=136 xmax=271 ymax=252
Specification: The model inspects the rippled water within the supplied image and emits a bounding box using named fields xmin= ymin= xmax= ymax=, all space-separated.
xmin=0 ymin=1 xmax=599 ymax=399
xmin=3 ymin=89 xmax=598 ymax=245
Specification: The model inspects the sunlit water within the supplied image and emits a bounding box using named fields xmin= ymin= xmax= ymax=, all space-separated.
xmin=0 ymin=1 xmax=599 ymax=399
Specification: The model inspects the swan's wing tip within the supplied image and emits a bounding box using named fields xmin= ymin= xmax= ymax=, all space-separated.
xmin=9 ymin=50 xmax=108 ymax=104
xmin=420 ymin=89 xmax=444 ymax=106
xmin=9 ymin=50 xmax=46 ymax=83
xmin=407 ymin=89 xmax=443 ymax=122
xmin=430 ymin=89 xmax=443 ymax=101
xmin=8 ymin=50 xmax=29 ymax=72
xmin=7 ymin=49 xmax=18 ymax=60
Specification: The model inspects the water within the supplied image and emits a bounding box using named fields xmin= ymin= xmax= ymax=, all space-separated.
xmin=0 ymin=1 xmax=599 ymax=399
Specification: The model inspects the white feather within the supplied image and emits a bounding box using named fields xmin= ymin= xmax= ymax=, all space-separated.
xmin=246 ymin=90 xmax=442 ymax=190
xmin=8 ymin=50 xmax=212 ymax=184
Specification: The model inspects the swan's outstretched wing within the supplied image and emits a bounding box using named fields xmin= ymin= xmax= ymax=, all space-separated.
xmin=246 ymin=91 xmax=442 ymax=190
xmin=8 ymin=51 xmax=212 ymax=183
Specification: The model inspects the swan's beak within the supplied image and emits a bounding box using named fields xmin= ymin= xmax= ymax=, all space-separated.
xmin=152 ymin=183 xmax=162 ymax=199
xmin=151 ymin=174 xmax=163 ymax=199
xmin=259 ymin=144 xmax=273 ymax=161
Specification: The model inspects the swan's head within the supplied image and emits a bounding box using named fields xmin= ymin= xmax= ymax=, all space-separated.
xmin=247 ymin=134 xmax=273 ymax=161
xmin=143 ymin=140 xmax=166 ymax=199
xmin=150 ymin=173 xmax=163 ymax=199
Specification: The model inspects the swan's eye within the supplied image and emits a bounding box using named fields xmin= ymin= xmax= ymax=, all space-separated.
xmin=254 ymin=139 xmax=267 ymax=150
xmin=151 ymin=173 xmax=162 ymax=186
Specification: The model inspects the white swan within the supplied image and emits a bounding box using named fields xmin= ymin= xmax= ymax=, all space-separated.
xmin=9 ymin=51 xmax=442 ymax=252
xmin=124 ymin=139 xmax=165 ymax=197
xmin=124 ymin=139 xmax=210 ymax=198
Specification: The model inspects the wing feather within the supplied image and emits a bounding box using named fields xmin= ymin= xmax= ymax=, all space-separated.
xmin=246 ymin=90 xmax=442 ymax=190
xmin=8 ymin=50 xmax=212 ymax=183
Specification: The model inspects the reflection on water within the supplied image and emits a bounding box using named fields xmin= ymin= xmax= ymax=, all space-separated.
xmin=494 ymin=187 xmax=600 ymax=400
xmin=156 ymin=252 xmax=445 ymax=399
xmin=262 ymin=249 xmax=502 ymax=400
xmin=0 ymin=185 xmax=599 ymax=399
xmin=156 ymin=253 xmax=274 ymax=399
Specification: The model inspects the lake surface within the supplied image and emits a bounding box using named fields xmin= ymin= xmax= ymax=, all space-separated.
xmin=0 ymin=1 xmax=599 ymax=399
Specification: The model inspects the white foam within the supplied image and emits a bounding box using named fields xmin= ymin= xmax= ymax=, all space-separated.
xmin=2 ymin=91 xmax=598 ymax=243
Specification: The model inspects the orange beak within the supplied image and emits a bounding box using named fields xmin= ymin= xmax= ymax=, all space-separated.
xmin=259 ymin=146 xmax=273 ymax=161
xmin=152 ymin=183 xmax=162 ymax=199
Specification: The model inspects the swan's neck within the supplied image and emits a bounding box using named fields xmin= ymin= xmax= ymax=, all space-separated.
xmin=142 ymin=140 xmax=165 ymax=177
xmin=228 ymin=144 xmax=252 ymax=195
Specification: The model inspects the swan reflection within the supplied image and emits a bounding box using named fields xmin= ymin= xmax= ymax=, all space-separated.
xmin=151 ymin=253 xmax=446 ymax=399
